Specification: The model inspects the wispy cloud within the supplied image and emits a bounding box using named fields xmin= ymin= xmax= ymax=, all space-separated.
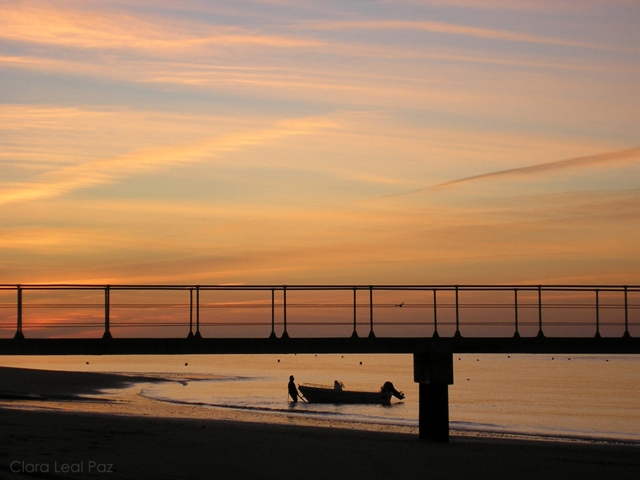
xmin=370 ymin=147 xmax=640 ymax=198
xmin=0 ymin=116 xmax=339 ymax=205
xmin=3 ymin=4 xmax=626 ymax=118
xmin=0 ymin=3 xmax=321 ymax=54
xmin=430 ymin=147 xmax=640 ymax=189
xmin=308 ymin=20 xmax=601 ymax=50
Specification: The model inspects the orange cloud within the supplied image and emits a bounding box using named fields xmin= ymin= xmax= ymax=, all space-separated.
xmin=0 ymin=3 xmax=322 ymax=54
xmin=388 ymin=0 xmax=610 ymax=12
xmin=431 ymin=147 xmax=640 ymax=189
xmin=3 ymin=184 xmax=639 ymax=286
xmin=0 ymin=115 xmax=339 ymax=205
xmin=308 ymin=20 xmax=602 ymax=50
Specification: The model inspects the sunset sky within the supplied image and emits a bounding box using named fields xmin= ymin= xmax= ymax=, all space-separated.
xmin=1 ymin=0 xmax=639 ymax=287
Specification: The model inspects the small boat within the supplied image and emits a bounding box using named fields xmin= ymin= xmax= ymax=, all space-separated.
xmin=298 ymin=381 xmax=404 ymax=405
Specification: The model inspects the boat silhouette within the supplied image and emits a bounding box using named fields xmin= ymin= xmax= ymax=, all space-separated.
xmin=298 ymin=381 xmax=404 ymax=405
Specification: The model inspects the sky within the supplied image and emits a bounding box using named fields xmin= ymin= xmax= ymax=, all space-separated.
xmin=1 ymin=0 xmax=639 ymax=289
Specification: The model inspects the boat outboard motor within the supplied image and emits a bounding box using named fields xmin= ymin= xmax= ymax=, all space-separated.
xmin=381 ymin=381 xmax=405 ymax=400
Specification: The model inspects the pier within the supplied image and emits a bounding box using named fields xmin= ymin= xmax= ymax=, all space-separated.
xmin=1 ymin=284 xmax=639 ymax=441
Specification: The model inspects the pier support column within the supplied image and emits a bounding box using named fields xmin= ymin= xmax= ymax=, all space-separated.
xmin=414 ymin=345 xmax=453 ymax=442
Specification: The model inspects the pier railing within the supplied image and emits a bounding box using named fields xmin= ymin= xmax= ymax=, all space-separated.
xmin=0 ymin=284 xmax=638 ymax=340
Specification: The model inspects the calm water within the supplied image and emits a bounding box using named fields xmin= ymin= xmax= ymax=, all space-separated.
xmin=1 ymin=354 xmax=639 ymax=442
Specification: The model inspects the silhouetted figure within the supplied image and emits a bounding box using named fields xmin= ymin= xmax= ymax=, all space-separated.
xmin=333 ymin=380 xmax=344 ymax=391
xmin=288 ymin=375 xmax=299 ymax=402
xmin=381 ymin=381 xmax=405 ymax=400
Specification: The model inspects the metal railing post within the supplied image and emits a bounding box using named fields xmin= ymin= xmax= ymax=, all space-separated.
xmin=513 ymin=289 xmax=520 ymax=338
xmin=368 ymin=286 xmax=375 ymax=338
xmin=623 ymin=286 xmax=630 ymax=339
xmin=432 ymin=289 xmax=439 ymax=338
xmin=103 ymin=285 xmax=112 ymax=340
xmin=194 ymin=286 xmax=202 ymax=339
xmin=537 ymin=286 xmax=544 ymax=338
xmin=281 ymin=286 xmax=289 ymax=339
xmin=270 ymin=289 xmax=276 ymax=339
xmin=351 ymin=287 xmax=358 ymax=338
xmin=187 ymin=288 xmax=194 ymax=339
xmin=14 ymin=285 xmax=24 ymax=340
xmin=454 ymin=286 xmax=461 ymax=338
xmin=595 ymin=289 xmax=600 ymax=339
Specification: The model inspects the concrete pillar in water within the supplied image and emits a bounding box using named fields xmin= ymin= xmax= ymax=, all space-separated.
xmin=414 ymin=344 xmax=454 ymax=442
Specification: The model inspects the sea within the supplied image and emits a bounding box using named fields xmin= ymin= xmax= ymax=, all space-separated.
xmin=1 ymin=353 xmax=639 ymax=444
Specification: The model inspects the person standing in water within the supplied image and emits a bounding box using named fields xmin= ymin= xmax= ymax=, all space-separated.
xmin=288 ymin=375 xmax=299 ymax=402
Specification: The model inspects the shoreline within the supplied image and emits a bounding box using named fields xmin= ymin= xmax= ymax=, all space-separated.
xmin=2 ymin=366 xmax=640 ymax=447
xmin=2 ymin=367 xmax=640 ymax=479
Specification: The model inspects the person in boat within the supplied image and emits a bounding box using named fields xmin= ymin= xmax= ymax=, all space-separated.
xmin=333 ymin=380 xmax=344 ymax=391
xmin=380 ymin=381 xmax=405 ymax=400
xmin=288 ymin=375 xmax=299 ymax=403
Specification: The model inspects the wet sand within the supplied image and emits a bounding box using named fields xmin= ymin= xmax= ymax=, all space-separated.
xmin=0 ymin=366 xmax=164 ymax=400
xmin=1 ymin=367 xmax=639 ymax=479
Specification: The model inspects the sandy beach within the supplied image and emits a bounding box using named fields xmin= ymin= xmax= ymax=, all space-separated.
xmin=1 ymin=367 xmax=639 ymax=480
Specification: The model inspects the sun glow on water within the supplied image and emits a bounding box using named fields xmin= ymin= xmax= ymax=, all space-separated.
xmin=1 ymin=354 xmax=639 ymax=442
